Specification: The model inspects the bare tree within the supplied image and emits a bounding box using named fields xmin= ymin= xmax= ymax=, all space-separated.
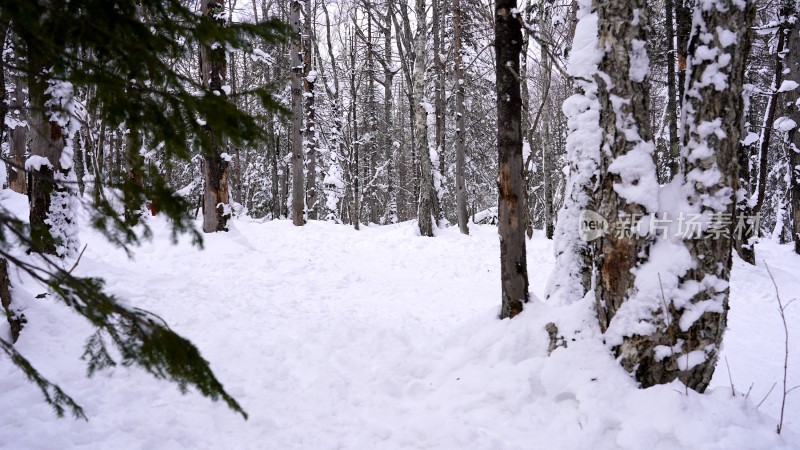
xmin=414 ymin=0 xmax=435 ymax=237
xmin=496 ymin=0 xmax=529 ymax=318
xmin=593 ymin=0 xmax=658 ymax=334
xmin=200 ymin=0 xmax=231 ymax=233
xmin=8 ymin=52 xmax=27 ymax=195
xmin=453 ymin=0 xmax=469 ymax=235
xmin=303 ymin=0 xmax=318 ymax=220
xmin=782 ymin=0 xmax=800 ymax=255
xmin=290 ymin=0 xmax=305 ymax=226
xmin=667 ymin=0 xmax=755 ymax=391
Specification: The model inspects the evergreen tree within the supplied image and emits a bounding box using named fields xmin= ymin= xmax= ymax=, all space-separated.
xmin=0 ymin=0 xmax=288 ymax=419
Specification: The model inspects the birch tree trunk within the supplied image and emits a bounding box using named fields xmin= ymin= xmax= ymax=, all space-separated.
xmin=496 ymin=0 xmax=529 ymax=319
xmin=290 ymin=0 xmax=305 ymax=226
xmin=666 ymin=0 xmax=755 ymax=392
xmin=594 ymin=0 xmax=658 ymax=332
xmin=201 ymin=0 xmax=231 ymax=233
xmin=414 ymin=0 xmax=434 ymax=237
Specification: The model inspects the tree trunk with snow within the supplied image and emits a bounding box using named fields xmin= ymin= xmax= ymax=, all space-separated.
xmin=414 ymin=0 xmax=434 ymax=237
xmin=200 ymin=0 xmax=231 ymax=233
xmin=454 ymin=0 xmax=469 ymax=235
xmin=0 ymin=258 xmax=24 ymax=343
xmin=548 ymin=0 xmax=598 ymax=305
xmin=433 ymin=0 xmax=446 ymax=226
xmin=290 ymin=0 xmax=305 ymax=226
xmin=383 ymin=0 xmax=397 ymax=223
xmin=303 ymin=0 xmax=317 ymax=221
xmin=496 ymin=0 xmax=529 ymax=319
xmin=783 ymin=3 xmax=800 ymax=255
xmin=668 ymin=0 xmax=754 ymax=391
xmin=8 ymin=65 xmax=28 ymax=195
xmin=349 ymin=31 xmax=361 ymax=230
xmin=593 ymin=0 xmax=658 ymax=333
xmin=366 ymin=12 xmax=378 ymax=225
xmin=754 ymin=10 xmax=789 ymax=218
xmin=27 ymin=56 xmax=73 ymax=256
xmin=540 ymin=32 xmax=555 ymax=240
xmin=665 ymin=0 xmax=680 ymax=177
xmin=27 ymin=79 xmax=80 ymax=260
xmin=676 ymin=0 xmax=693 ymax=102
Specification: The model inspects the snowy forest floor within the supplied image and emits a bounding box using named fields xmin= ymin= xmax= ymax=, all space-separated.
xmin=1 ymin=191 xmax=799 ymax=449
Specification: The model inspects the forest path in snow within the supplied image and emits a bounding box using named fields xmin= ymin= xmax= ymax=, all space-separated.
xmin=1 ymin=214 xmax=798 ymax=449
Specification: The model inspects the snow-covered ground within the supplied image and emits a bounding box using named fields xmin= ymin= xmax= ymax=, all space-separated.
xmin=1 ymin=192 xmax=798 ymax=449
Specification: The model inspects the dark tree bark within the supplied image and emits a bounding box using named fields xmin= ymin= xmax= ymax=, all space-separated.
xmin=0 ymin=21 xmax=6 ymax=146
xmin=0 ymin=258 xmax=24 ymax=343
xmin=735 ymin=141 xmax=757 ymax=264
xmin=201 ymin=0 xmax=231 ymax=233
xmin=454 ymin=0 xmax=469 ymax=235
xmin=496 ymin=0 xmax=529 ymax=319
xmin=124 ymin=129 xmax=144 ymax=225
xmin=676 ymin=0 xmax=694 ymax=102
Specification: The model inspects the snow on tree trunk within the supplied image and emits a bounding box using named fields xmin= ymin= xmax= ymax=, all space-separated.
xmin=303 ymin=0 xmax=317 ymax=221
xmin=349 ymin=32 xmax=361 ymax=230
xmin=782 ymin=2 xmax=800 ymax=254
xmin=9 ymin=67 xmax=28 ymax=195
xmin=27 ymin=51 xmax=81 ymax=259
xmin=414 ymin=0 xmax=434 ymax=237
xmin=201 ymin=0 xmax=231 ymax=233
xmin=754 ymin=8 xmax=789 ymax=218
xmin=383 ymin=0 xmax=397 ymax=224
xmin=432 ymin=0 xmax=447 ymax=227
xmin=290 ymin=0 xmax=305 ymax=227
xmin=496 ymin=0 xmax=529 ymax=319
xmin=546 ymin=0 xmax=602 ymax=304
xmin=593 ymin=0 xmax=659 ymax=333
xmin=662 ymin=0 xmax=755 ymax=392
xmin=665 ymin=0 xmax=680 ymax=177
xmin=454 ymin=0 xmax=469 ymax=235
xmin=619 ymin=0 xmax=755 ymax=392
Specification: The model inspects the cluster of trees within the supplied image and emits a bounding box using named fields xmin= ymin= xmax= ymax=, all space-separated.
xmin=1 ymin=0 xmax=800 ymax=419
xmin=506 ymin=0 xmax=800 ymax=395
